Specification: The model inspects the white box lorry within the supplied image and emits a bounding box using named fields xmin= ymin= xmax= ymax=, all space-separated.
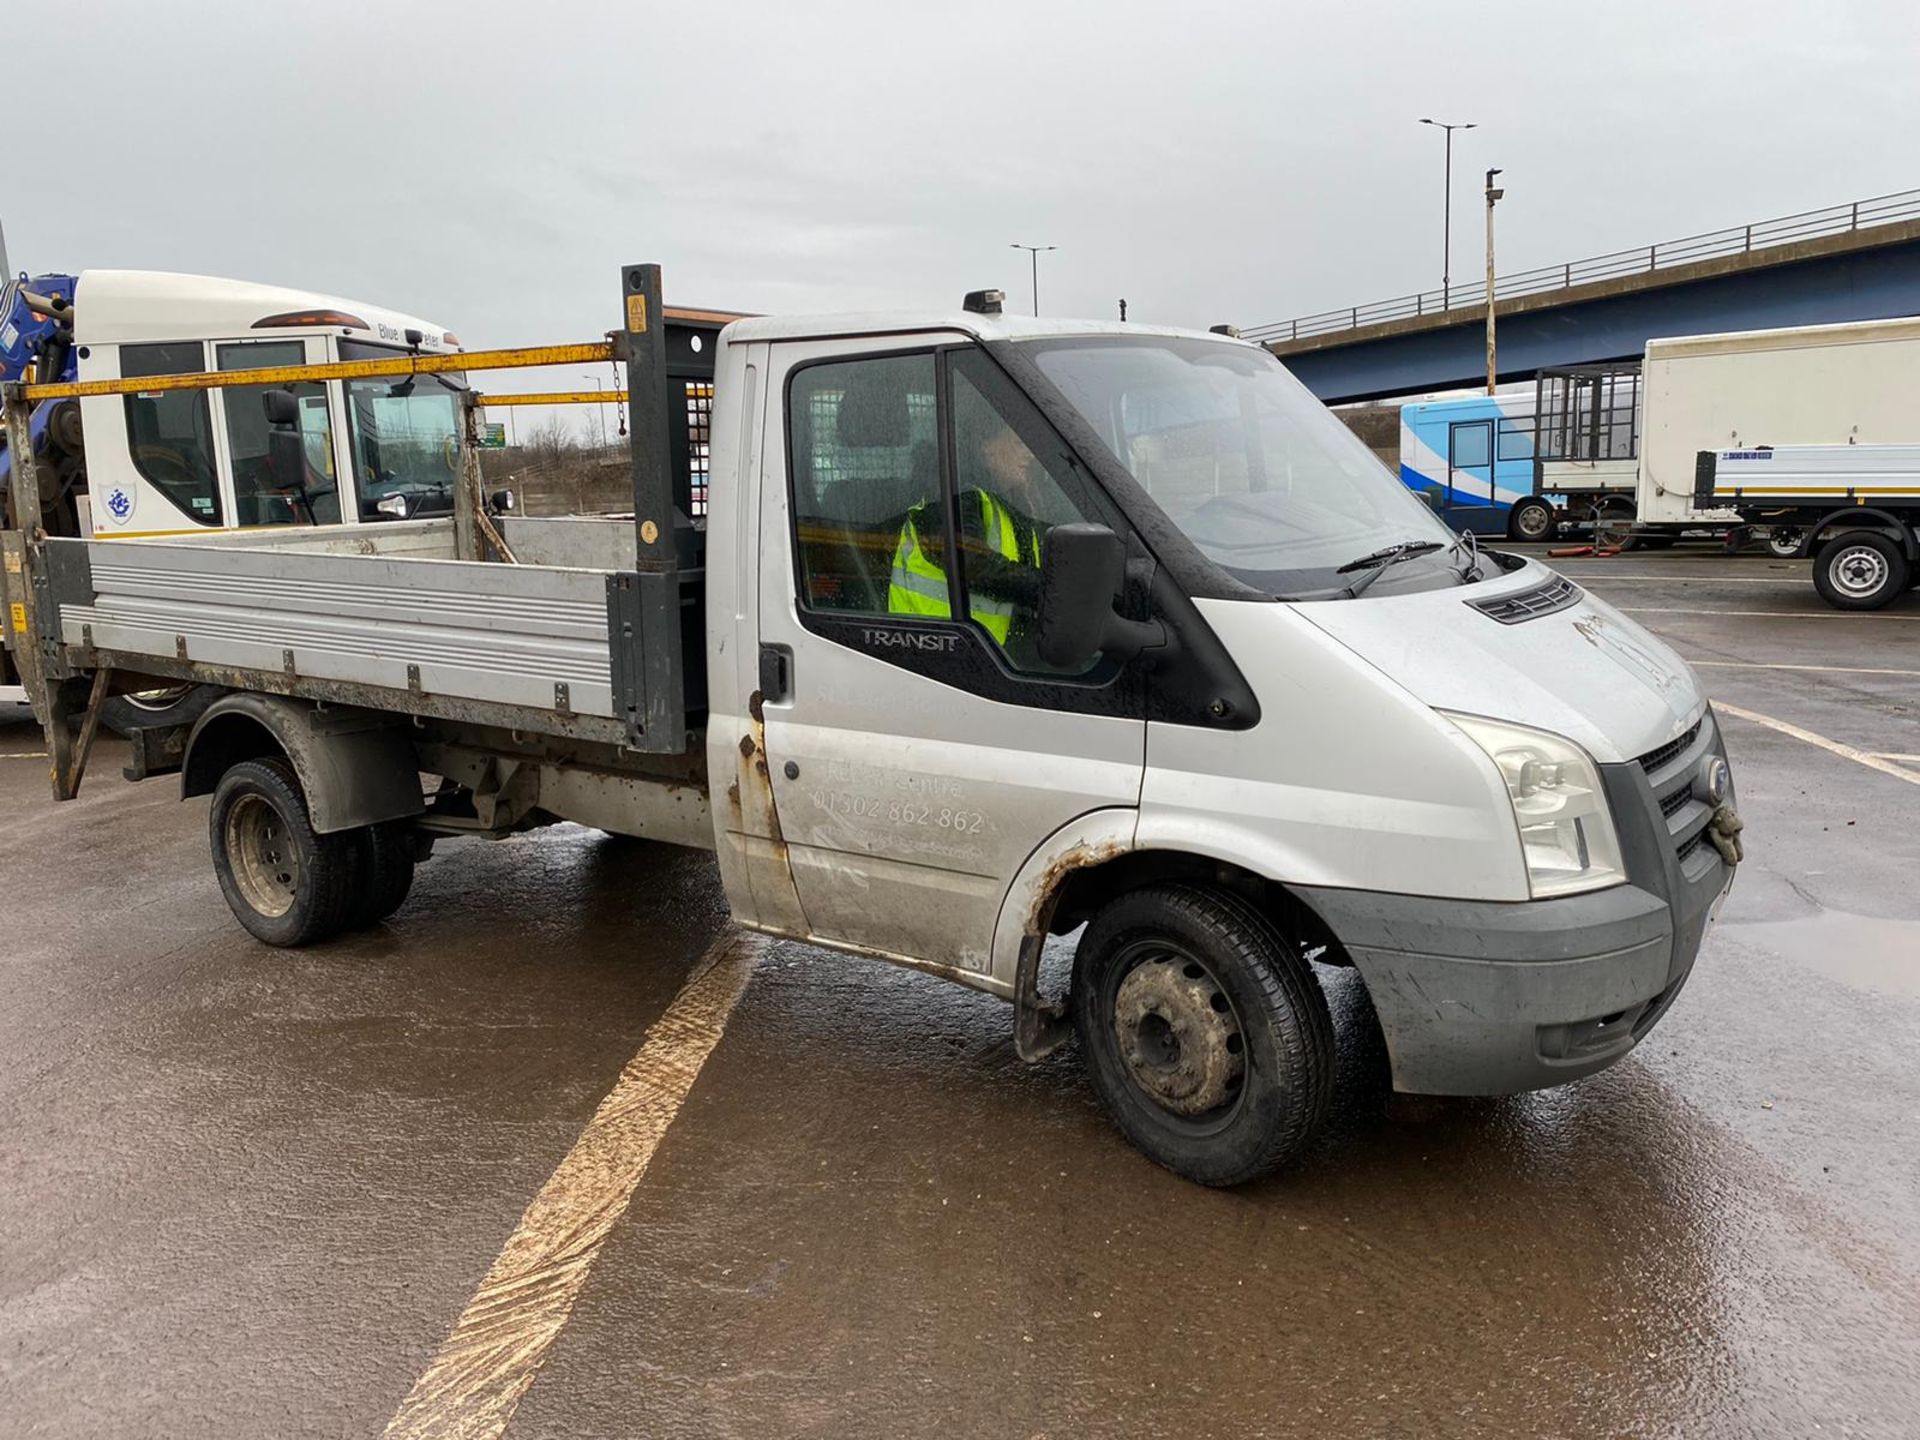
xmin=1680 ymin=316 xmax=1920 ymax=607
xmin=1526 ymin=316 xmax=1920 ymax=567
xmin=3 ymin=266 xmax=1742 ymax=1185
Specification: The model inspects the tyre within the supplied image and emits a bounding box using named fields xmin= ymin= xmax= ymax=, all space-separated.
xmin=1592 ymin=501 xmax=1637 ymax=552
xmin=1811 ymin=531 xmax=1910 ymax=611
xmin=1072 ymin=884 xmax=1334 ymax=1187
xmin=1506 ymin=497 xmax=1554 ymax=542
xmin=103 ymin=682 xmax=221 ymax=738
xmin=209 ymin=757 xmax=358 ymax=946
xmin=343 ymin=822 xmax=417 ymax=929
xmin=1766 ymin=527 xmax=1804 ymax=560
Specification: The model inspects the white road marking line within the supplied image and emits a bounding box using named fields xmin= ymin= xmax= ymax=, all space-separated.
xmin=1620 ymin=607 xmax=1920 ymax=621
xmin=383 ymin=929 xmax=765 ymax=1440
xmin=1875 ymin=753 xmax=1920 ymax=763
xmin=0 ymin=751 xmax=48 ymax=759
xmin=1685 ymin=660 xmax=1920 ymax=679
xmin=1564 ymin=574 xmax=1800 ymax=583
xmin=1714 ymin=701 xmax=1920 ymax=786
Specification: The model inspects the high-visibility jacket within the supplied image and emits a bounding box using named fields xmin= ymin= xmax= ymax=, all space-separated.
xmin=888 ymin=490 xmax=1041 ymax=643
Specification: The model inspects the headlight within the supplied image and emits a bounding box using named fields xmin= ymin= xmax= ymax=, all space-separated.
xmin=1444 ymin=712 xmax=1625 ymax=899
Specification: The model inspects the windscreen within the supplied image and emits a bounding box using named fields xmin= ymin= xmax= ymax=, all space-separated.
xmin=340 ymin=340 xmax=464 ymax=521
xmin=1026 ymin=336 xmax=1453 ymax=596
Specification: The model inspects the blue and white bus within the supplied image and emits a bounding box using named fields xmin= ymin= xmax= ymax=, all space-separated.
xmin=1397 ymin=392 xmax=1536 ymax=536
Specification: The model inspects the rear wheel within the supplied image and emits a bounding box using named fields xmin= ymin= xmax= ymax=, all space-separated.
xmin=343 ymin=822 xmax=417 ymax=929
xmin=1072 ymin=884 xmax=1334 ymax=1187
xmin=1766 ymin=527 xmax=1804 ymax=559
xmin=1811 ymin=531 xmax=1910 ymax=611
xmin=1592 ymin=499 xmax=1637 ymax=552
xmin=1506 ymin=497 xmax=1554 ymax=542
xmin=209 ymin=757 xmax=356 ymax=946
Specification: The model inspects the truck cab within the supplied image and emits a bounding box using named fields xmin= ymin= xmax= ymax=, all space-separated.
xmin=2 ymin=270 xmax=465 ymax=712
xmin=68 ymin=271 xmax=466 ymax=536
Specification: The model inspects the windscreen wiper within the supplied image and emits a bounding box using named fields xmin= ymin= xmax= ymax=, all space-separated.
xmin=1449 ymin=527 xmax=1484 ymax=582
xmin=1336 ymin=539 xmax=1444 ymax=598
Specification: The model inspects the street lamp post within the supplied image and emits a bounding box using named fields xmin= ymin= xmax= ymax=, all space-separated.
xmin=1484 ymin=168 xmax=1505 ymax=395
xmin=1419 ymin=118 xmax=1475 ymax=304
xmin=1010 ymin=243 xmax=1056 ymax=316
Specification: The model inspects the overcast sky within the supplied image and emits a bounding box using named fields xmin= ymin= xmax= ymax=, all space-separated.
xmin=17 ymin=0 xmax=1920 ymax=424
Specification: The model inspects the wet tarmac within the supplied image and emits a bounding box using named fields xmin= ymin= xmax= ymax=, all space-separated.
xmin=3 ymin=542 xmax=1918 ymax=1437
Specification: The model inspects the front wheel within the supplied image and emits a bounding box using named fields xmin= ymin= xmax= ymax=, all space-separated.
xmin=1506 ymin=497 xmax=1555 ymax=542
xmin=1072 ymin=884 xmax=1334 ymax=1187
xmin=1811 ymin=531 xmax=1910 ymax=611
xmin=210 ymin=757 xmax=358 ymax=946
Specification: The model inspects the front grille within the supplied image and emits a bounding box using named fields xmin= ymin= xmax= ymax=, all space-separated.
xmin=1637 ymin=721 xmax=1702 ymax=776
xmin=1468 ymin=574 xmax=1583 ymax=624
xmin=1633 ymin=715 xmax=1721 ymax=870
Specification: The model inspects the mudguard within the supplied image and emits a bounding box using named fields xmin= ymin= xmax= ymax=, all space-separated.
xmin=181 ymin=693 xmax=424 ymax=834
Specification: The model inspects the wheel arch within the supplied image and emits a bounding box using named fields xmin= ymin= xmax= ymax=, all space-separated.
xmin=993 ymin=813 xmax=1356 ymax=1060
xmin=182 ymin=694 xmax=425 ymax=834
xmin=1806 ymin=507 xmax=1919 ymax=560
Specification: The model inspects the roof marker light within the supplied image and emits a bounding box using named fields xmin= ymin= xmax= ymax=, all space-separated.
xmin=252 ymin=308 xmax=369 ymax=331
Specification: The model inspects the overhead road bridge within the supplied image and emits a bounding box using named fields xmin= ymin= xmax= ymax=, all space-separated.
xmin=1248 ymin=189 xmax=1920 ymax=404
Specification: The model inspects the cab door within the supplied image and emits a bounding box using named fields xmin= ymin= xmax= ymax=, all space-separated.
xmin=1445 ymin=418 xmax=1494 ymax=531
xmin=753 ymin=337 xmax=1145 ymax=978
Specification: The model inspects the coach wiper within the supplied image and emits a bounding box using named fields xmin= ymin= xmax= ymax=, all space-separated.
xmin=1336 ymin=539 xmax=1444 ymax=598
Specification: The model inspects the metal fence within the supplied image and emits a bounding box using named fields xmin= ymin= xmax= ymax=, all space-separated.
xmin=1243 ymin=187 xmax=1920 ymax=344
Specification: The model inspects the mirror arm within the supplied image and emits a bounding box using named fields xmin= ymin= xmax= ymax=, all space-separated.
xmin=1100 ymin=613 xmax=1171 ymax=666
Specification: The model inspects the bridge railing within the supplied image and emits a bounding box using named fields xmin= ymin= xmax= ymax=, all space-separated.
xmin=1243 ymin=187 xmax=1920 ymax=344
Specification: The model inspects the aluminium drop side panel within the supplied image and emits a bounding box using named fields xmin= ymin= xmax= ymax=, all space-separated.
xmin=1705 ymin=444 xmax=1920 ymax=508
xmin=49 ymin=538 xmax=617 ymax=716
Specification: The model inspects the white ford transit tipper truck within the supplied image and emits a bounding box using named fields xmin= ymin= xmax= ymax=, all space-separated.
xmin=2 ymin=267 xmax=1742 ymax=1185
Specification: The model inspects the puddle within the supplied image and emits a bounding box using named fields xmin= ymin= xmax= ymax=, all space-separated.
xmin=1723 ymin=909 xmax=1920 ymax=999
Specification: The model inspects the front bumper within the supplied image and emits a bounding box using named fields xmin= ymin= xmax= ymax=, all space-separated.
xmin=1299 ymin=709 xmax=1734 ymax=1095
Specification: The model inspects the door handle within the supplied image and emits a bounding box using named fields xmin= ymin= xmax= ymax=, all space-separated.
xmin=759 ymin=644 xmax=793 ymax=703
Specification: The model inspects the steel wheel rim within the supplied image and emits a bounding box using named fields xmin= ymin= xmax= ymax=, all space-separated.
xmin=226 ymin=793 xmax=299 ymax=918
xmin=1109 ymin=940 xmax=1247 ymax=1128
xmin=122 ymin=685 xmax=193 ymax=713
xmin=1515 ymin=503 xmax=1551 ymax=540
xmin=1767 ymin=530 xmax=1801 ymax=558
xmin=1831 ymin=545 xmax=1889 ymax=597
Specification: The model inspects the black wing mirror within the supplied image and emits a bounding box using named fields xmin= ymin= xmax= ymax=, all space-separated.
xmin=1034 ymin=523 xmax=1164 ymax=671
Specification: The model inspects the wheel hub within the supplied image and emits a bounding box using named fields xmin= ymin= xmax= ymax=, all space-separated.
xmin=1112 ymin=956 xmax=1244 ymax=1116
xmin=1832 ymin=545 xmax=1888 ymax=596
xmin=226 ymin=793 xmax=298 ymax=918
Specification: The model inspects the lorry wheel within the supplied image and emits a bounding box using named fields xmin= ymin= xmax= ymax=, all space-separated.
xmin=1811 ymin=531 xmax=1910 ymax=611
xmin=103 ymin=683 xmax=221 ymax=738
xmin=343 ymin=822 xmax=417 ymax=928
xmin=210 ymin=757 xmax=357 ymax=946
xmin=1072 ymin=884 xmax=1334 ymax=1187
xmin=1766 ymin=527 xmax=1804 ymax=559
xmin=1506 ymin=498 xmax=1554 ymax=542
